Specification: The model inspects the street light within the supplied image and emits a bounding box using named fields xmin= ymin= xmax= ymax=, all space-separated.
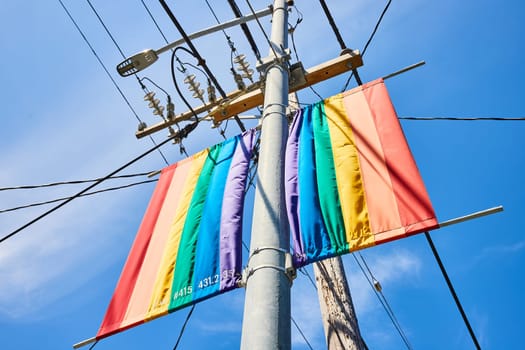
xmin=116 ymin=6 xmax=273 ymax=77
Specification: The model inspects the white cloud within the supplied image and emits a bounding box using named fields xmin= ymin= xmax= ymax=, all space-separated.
xmin=0 ymin=190 xmax=138 ymax=320
xmin=344 ymin=249 xmax=422 ymax=314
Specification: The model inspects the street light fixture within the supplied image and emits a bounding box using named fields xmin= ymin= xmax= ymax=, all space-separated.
xmin=116 ymin=6 xmax=273 ymax=77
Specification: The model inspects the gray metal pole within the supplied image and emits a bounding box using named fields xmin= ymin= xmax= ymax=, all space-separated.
xmin=240 ymin=1 xmax=290 ymax=349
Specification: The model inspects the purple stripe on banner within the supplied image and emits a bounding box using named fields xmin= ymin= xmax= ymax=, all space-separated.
xmin=285 ymin=110 xmax=306 ymax=266
xmin=219 ymin=129 xmax=255 ymax=290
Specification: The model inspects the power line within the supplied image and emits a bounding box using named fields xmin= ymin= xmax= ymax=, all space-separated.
xmin=298 ymin=267 xmax=318 ymax=291
xmin=357 ymin=253 xmax=413 ymax=349
xmin=0 ymin=121 xmax=197 ymax=245
xmin=424 ymin=232 xmax=482 ymax=350
xmin=84 ymin=0 xmax=172 ymax=166
xmin=86 ymin=0 xmax=125 ymax=58
xmin=0 ymin=173 xmax=153 ymax=191
xmin=244 ymin=0 xmax=279 ymax=59
xmin=399 ymin=116 xmax=525 ymax=121
xmin=88 ymin=340 xmax=98 ymax=350
xmin=226 ymin=0 xmax=262 ymax=61
xmin=291 ymin=315 xmax=315 ymax=350
xmin=317 ymin=0 xmax=363 ymax=85
xmin=58 ymin=0 xmax=170 ymax=166
xmin=351 ymin=253 xmax=413 ymax=350
xmin=172 ymin=304 xmax=196 ymax=350
xmin=139 ymin=0 xmax=171 ymax=46
xmin=341 ymin=0 xmax=393 ymax=91
xmin=287 ymin=7 xmax=323 ymax=101
xmin=0 ymin=179 xmax=157 ymax=214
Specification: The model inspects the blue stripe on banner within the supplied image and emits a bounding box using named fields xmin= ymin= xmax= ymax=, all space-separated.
xmin=192 ymin=137 xmax=238 ymax=300
xmin=298 ymin=105 xmax=333 ymax=262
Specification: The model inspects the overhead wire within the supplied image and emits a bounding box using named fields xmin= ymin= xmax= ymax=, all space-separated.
xmin=172 ymin=304 xmax=196 ymax=350
xmin=0 ymin=179 xmax=157 ymax=214
xmin=227 ymin=0 xmax=262 ymax=61
xmin=202 ymin=0 xmax=256 ymax=138
xmin=341 ymin=0 xmax=393 ymax=92
xmin=317 ymin=0 xmax=363 ymax=86
xmin=0 ymin=172 xmax=153 ymax=191
xmin=351 ymin=253 xmax=413 ymax=350
xmin=0 ymin=121 xmax=197 ymax=244
xmin=88 ymin=340 xmax=98 ymax=350
xmin=58 ymin=0 xmax=170 ymax=166
xmin=139 ymin=0 xmax=171 ymax=46
xmin=399 ymin=116 xmax=525 ymax=121
xmin=287 ymin=4 xmax=323 ymax=101
xmin=424 ymin=232 xmax=482 ymax=350
xmin=291 ymin=315 xmax=315 ymax=350
xmin=244 ymin=0 xmax=280 ymax=60
xmin=85 ymin=0 xmax=173 ymax=166
xmin=86 ymin=0 xmax=126 ymax=58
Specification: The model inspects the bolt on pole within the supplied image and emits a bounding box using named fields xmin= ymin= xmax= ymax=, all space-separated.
xmin=240 ymin=1 xmax=291 ymax=349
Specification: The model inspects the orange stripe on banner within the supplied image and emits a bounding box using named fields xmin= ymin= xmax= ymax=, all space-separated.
xmin=363 ymin=79 xmax=438 ymax=244
xmin=342 ymin=85 xmax=402 ymax=246
xmin=120 ymin=159 xmax=193 ymax=329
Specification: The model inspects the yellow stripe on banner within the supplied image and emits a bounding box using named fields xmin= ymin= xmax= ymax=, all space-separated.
xmin=145 ymin=149 xmax=209 ymax=321
xmin=323 ymin=96 xmax=374 ymax=251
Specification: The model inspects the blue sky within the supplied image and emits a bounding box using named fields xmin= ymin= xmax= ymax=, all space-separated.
xmin=1 ymin=0 xmax=524 ymax=349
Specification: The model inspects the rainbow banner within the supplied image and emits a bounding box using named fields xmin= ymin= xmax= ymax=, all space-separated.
xmin=96 ymin=129 xmax=256 ymax=340
xmin=285 ymin=79 xmax=439 ymax=267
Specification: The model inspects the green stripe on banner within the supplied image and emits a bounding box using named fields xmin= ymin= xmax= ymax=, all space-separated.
xmin=169 ymin=144 xmax=223 ymax=310
xmin=312 ymin=102 xmax=348 ymax=254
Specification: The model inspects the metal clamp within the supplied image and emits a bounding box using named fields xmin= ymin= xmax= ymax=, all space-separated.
xmin=239 ymin=248 xmax=297 ymax=287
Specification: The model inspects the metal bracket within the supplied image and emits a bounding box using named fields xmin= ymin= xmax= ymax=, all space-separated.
xmin=238 ymin=248 xmax=296 ymax=287
xmin=289 ymin=61 xmax=307 ymax=91
xmin=256 ymin=48 xmax=292 ymax=82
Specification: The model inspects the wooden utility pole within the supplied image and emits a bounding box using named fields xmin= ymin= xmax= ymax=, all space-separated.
xmin=314 ymin=257 xmax=366 ymax=350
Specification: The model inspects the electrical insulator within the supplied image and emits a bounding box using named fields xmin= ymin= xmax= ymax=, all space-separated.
xmin=144 ymin=91 xmax=165 ymax=117
xmin=373 ymin=279 xmax=382 ymax=292
xmin=207 ymin=80 xmax=217 ymax=104
xmin=231 ymin=68 xmax=246 ymax=90
xmin=166 ymin=96 xmax=175 ymax=120
xmin=234 ymin=54 xmax=254 ymax=83
xmin=137 ymin=121 xmax=147 ymax=132
xmin=184 ymin=74 xmax=205 ymax=101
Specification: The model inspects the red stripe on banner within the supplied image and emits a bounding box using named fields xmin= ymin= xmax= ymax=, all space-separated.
xmin=96 ymin=165 xmax=177 ymax=338
xmin=363 ymin=79 xmax=438 ymax=244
